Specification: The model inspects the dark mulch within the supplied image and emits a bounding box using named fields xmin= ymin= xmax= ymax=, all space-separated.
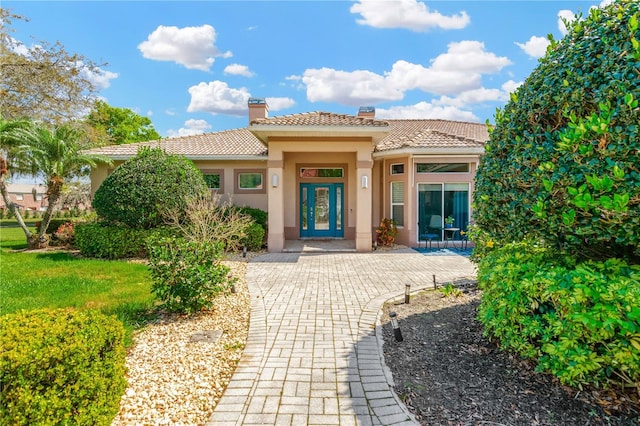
xmin=381 ymin=279 xmax=640 ymax=426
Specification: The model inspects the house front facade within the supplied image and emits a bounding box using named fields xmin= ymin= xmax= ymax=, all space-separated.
xmin=88 ymin=98 xmax=488 ymax=252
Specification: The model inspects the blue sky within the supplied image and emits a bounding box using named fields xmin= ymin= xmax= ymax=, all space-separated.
xmin=6 ymin=0 xmax=608 ymax=138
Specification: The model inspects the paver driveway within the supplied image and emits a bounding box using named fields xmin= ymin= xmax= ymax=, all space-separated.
xmin=208 ymin=248 xmax=476 ymax=425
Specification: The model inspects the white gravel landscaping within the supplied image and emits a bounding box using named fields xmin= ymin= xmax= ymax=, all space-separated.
xmin=112 ymin=254 xmax=255 ymax=426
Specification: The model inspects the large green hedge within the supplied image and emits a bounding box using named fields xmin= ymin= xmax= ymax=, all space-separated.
xmin=474 ymin=0 xmax=639 ymax=261
xmin=92 ymin=147 xmax=208 ymax=229
xmin=0 ymin=309 xmax=127 ymax=425
xmin=477 ymin=243 xmax=640 ymax=392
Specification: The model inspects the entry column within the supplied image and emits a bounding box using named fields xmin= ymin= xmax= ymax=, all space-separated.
xmin=356 ymin=159 xmax=373 ymax=252
xmin=268 ymin=160 xmax=285 ymax=252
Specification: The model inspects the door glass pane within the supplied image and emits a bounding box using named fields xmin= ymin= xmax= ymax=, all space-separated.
xmin=302 ymin=187 xmax=308 ymax=231
xmin=444 ymin=183 xmax=469 ymax=232
xmin=314 ymin=187 xmax=330 ymax=230
xmin=418 ymin=183 xmax=443 ymax=240
xmin=336 ymin=186 xmax=342 ymax=230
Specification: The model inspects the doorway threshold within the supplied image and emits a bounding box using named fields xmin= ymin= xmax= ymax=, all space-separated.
xmin=283 ymin=239 xmax=356 ymax=253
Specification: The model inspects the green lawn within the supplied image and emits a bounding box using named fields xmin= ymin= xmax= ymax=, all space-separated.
xmin=0 ymin=225 xmax=157 ymax=343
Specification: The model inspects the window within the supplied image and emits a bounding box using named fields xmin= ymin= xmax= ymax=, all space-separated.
xmin=238 ymin=172 xmax=263 ymax=189
xmin=203 ymin=173 xmax=221 ymax=190
xmin=418 ymin=183 xmax=469 ymax=240
xmin=391 ymin=181 xmax=405 ymax=227
xmin=300 ymin=168 xmax=343 ymax=178
xmin=416 ymin=163 xmax=470 ymax=173
xmin=15 ymin=194 xmax=23 ymax=201
xmin=35 ymin=194 xmax=43 ymax=201
xmin=390 ymin=163 xmax=404 ymax=175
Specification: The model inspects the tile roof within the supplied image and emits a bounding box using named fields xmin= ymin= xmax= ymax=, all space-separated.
xmin=377 ymin=119 xmax=489 ymax=151
xmin=250 ymin=111 xmax=389 ymax=127
xmin=84 ymin=128 xmax=268 ymax=158
xmin=86 ymin=114 xmax=488 ymax=159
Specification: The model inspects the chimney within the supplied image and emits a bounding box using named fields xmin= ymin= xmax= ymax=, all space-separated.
xmin=358 ymin=106 xmax=375 ymax=119
xmin=248 ymin=98 xmax=269 ymax=123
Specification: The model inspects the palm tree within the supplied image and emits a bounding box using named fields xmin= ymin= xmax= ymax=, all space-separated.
xmin=0 ymin=115 xmax=37 ymax=240
xmin=14 ymin=123 xmax=112 ymax=248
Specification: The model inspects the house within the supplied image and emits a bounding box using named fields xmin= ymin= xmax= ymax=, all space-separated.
xmin=87 ymin=98 xmax=489 ymax=252
xmin=0 ymin=183 xmax=47 ymax=212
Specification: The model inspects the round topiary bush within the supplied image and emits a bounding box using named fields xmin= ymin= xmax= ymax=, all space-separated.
xmin=474 ymin=0 xmax=640 ymax=261
xmin=93 ymin=147 xmax=208 ymax=229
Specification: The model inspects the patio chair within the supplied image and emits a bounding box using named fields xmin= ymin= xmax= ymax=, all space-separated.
xmin=419 ymin=215 xmax=442 ymax=249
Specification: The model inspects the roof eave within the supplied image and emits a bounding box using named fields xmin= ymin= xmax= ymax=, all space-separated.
xmin=106 ymin=154 xmax=267 ymax=162
xmin=249 ymin=125 xmax=390 ymax=144
xmin=372 ymin=147 xmax=485 ymax=158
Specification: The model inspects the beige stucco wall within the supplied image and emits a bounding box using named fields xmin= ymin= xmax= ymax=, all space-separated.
xmin=378 ymin=155 xmax=481 ymax=248
xmin=89 ymin=159 xmax=268 ymax=212
xmin=266 ymin=137 xmax=375 ymax=252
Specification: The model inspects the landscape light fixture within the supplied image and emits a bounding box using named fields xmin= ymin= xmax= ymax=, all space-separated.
xmin=243 ymin=245 xmax=247 ymax=258
xmin=389 ymin=311 xmax=403 ymax=342
xmin=373 ymin=240 xmax=378 ymax=250
xmin=405 ymin=284 xmax=411 ymax=304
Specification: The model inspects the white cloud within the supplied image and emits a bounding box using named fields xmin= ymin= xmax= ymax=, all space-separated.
xmin=350 ymin=0 xmax=470 ymax=31
xmin=167 ymin=119 xmax=212 ymax=137
xmin=147 ymin=110 xmax=153 ymax=117
xmin=138 ymin=25 xmax=232 ymax=71
xmin=79 ymin=62 xmax=119 ymax=89
xmin=558 ymin=10 xmax=576 ymax=36
xmin=377 ymin=102 xmax=479 ymax=122
xmin=430 ymin=41 xmax=511 ymax=73
xmin=515 ymin=36 xmax=550 ymax=59
xmin=432 ymin=87 xmax=507 ymax=108
xmin=297 ymin=40 xmax=511 ymax=106
xmin=165 ymin=109 xmax=176 ymax=116
xmin=501 ymin=79 xmax=522 ymax=94
xmin=599 ymin=0 xmax=614 ymax=7
xmin=385 ymin=60 xmax=479 ymax=95
xmin=265 ymin=97 xmax=295 ymax=111
xmin=187 ymin=81 xmax=251 ymax=116
xmin=224 ymin=63 xmax=254 ymax=77
xmin=302 ymin=68 xmax=404 ymax=106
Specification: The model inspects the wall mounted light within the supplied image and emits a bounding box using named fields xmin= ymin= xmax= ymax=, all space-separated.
xmin=272 ymin=174 xmax=279 ymax=188
xmin=361 ymin=175 xmax=368 ymax=189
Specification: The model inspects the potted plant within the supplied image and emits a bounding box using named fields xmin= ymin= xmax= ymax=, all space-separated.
xmin=445 ymin=216 xmax=455 ymax=228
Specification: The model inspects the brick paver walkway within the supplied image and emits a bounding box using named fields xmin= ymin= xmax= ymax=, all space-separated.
xmin=207 ymin=248 xmax=476 ymax=425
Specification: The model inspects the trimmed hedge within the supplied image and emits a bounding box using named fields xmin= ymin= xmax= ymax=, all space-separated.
xmin=92 ymin=147 xmax=208 ymax=229
xmin=74 ymin=223 xmax=173 ymax=259
xmin=0 ymin=309 xmax=127 ymax=425
xmin=474 ymin=0 xmax=640 ymax=261
xmin=242 ymin=222 xmax=265 ymax=251
xmin=236 ymin=206 xmax=267 ymax=232
xmin=477 ymin=243 xmax=640 ymax=391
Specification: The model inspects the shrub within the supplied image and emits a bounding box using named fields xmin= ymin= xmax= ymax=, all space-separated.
xmin=242 ymin=222 xmax=265 ymax=251
xmin=375 ymin=218 xmax=397 ymax=246
xmin=74 ymin=222 xmax=173 ymax=259
xmin=34 ymin=218 xmax=77 ymax=235
xmin=146 ymin=236 xmax=232 ymax=313
xmin=474 ymin=0 xmax=640 ymax=261
xmin=477 ymin=243 xmax=640 ymax=391
xmin=0 ymin=308 xmax=126 ymax=425
xmin=236 ymin=206 xmax=267 ymax=232
xmin=51 ymin=222 xmax=75 ymax=247
xmin=92 ymin=147 xmax=208 ymax=229
xmin=163 ymin=193 xmax=253 ymax=251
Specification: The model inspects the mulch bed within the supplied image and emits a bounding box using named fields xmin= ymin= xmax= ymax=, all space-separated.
xmin=381 ymin=279 xmax=640 ymax=426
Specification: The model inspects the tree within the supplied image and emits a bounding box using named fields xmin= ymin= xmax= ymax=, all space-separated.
xmin=92 ymin=148 xmax=208 ymax=229
xmin=0 ymin=115 xmax=37 ymax=240
xmin=0 ymin=9 xmax=105 ymax=123
xmin=474 ymin=0 xmax=640 ymax=261
xmin=85 ymin=100 xmax=161 ymax=145
xmin=14 ymin=123 xmax=112 ymax=248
